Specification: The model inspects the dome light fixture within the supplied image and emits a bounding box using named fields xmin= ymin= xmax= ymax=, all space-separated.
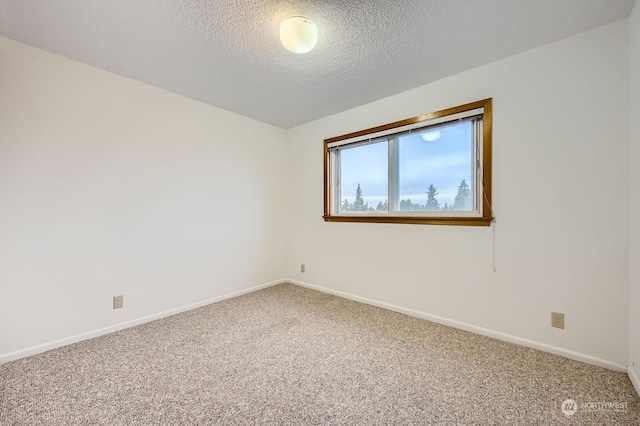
xmin=279 ymin=16 xmax=318 ymax=54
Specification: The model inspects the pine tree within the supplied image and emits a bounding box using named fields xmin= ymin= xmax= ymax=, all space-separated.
xmin=453 ymin=179 xmax=471 ymax=210
xmin=376 ymin=201 xmax=384 ymax=211
xmin=425 ymin=184 xmax=440 ymax=210
xmin=353 ymin=183 xmax=366 ymax=211
xmin=342 ymin=198 xmax=351 ymax=212
xmin=443 ymin=202 xmax=450 ymax=211
xmin=400 ymin=199 xmax=414 ymax=211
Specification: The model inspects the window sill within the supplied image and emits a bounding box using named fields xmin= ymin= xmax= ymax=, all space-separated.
xmin=322 ymin=215 xmax=493 ymax=226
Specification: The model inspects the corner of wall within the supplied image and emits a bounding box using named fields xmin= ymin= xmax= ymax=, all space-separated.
xmin=629 ymin=0 xmax=640 ymax=397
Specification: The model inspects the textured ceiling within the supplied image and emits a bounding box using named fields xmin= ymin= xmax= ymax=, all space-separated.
xmin=0 ymin=0 xmax=636 ymax=128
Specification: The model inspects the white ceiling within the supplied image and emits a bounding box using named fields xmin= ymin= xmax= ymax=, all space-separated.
xmin=0 ymin=0 xmax=636 ymax=129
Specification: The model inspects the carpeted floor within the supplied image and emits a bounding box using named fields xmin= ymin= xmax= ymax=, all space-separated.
xmin=1 ymin=283 xmax=639 ymax=425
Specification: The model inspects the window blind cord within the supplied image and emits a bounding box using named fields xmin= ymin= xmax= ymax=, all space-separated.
xmin=479 ymin=176 xmax=497 ymax=273
xmin=480 ymin=161 xmax=497 ymax=274
xmin=476 ymin=127 xmax=496 ymax=272
xmin=492 ymin=221 xmax=497 ymax=273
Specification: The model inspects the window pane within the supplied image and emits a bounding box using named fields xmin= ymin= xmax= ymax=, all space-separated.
xmin=339 ymin=141 xmax=388 ymax=213
xmin=397 ymin=121 xmax=474 ymax=212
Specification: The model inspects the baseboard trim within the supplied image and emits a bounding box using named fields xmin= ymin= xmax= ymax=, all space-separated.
xmin=0 ymin=279 xmax=286 ymax=364
xmin=629 ymin=365 xmax=640 ymax=397
xmin=286 ymin=279 xmax=627 ymax=373
xmin=3 ymin=278 xmax=630 ymax=376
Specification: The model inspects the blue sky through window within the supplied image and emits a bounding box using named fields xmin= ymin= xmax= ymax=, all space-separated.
xmin=340 ymin=141 xmax=388 ymax=208
xmin=340 ymin=121 xmax=473 ymax=208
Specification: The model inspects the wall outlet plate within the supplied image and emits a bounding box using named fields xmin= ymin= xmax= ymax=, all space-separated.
xmin=551 ymin=312 xmax=564 ymax=329
xmin=113 ymin=295 xmax=124 ymax=309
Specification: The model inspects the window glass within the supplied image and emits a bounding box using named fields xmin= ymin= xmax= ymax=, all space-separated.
xmin=397 ymin=121 xmax=474 ymax=212
xmin=339 ymin=141 xmax=388 ymax=213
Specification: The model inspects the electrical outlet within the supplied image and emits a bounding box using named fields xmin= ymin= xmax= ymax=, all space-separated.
xmin=301 ymin=264 xmax=306 ymax=273
xmin=113 ymin=295 xmax=124 ymax=309
xmin=551 ymin=312 xmax=564 ymax=329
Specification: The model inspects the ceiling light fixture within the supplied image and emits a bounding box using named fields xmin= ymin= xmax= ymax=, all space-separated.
xmin=279 ymin=16 xmax=318 ymax=54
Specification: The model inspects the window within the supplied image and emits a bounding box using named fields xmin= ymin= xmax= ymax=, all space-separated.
xmin=323 ymin=99 xmax=492 ymax=226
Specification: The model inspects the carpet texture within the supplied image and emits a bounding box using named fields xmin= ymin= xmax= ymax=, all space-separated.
xmin=1 ymin=283 xmax=639 ymax=425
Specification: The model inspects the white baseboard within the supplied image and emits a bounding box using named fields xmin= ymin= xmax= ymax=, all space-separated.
xmin=286 ymin=279 xmax=628 ymax=373
xmin=629 ymin=365 xmax=640 ymax=397
xmin=3 ymin=277 xmax=632 ymax=379
xmin=0 ymin=279 xmax=286 ymax=364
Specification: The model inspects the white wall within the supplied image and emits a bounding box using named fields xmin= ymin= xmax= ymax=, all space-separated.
xmin=0 ymin=37 xmax=288 ymax=360
xmin=629 ymin=1 xmax=640 ymax=392
xmin=287 ymin=21 xmax=630 ymax=368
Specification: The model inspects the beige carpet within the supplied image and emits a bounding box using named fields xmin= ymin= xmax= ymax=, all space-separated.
xmin=1 ymin=283 xmax=639 ymax=425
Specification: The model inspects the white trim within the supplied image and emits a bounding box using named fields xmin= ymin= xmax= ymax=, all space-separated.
xmin=0 ymin=279 xmax=286 ymax=364
xmin=629 ymin=365 xmax=640 ymax=397
xmin=3 ymin=277 xmax=630 ymax=376
xmin=286 ymin=279 xmax=627 ymax=373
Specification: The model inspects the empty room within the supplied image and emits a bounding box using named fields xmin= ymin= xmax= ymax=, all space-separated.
xmin=1 ymin=0 xmax=640 ymax=424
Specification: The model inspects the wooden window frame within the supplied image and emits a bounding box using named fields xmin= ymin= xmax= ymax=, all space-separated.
xmin=323 ymin=98 xmax=493 ymax=226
